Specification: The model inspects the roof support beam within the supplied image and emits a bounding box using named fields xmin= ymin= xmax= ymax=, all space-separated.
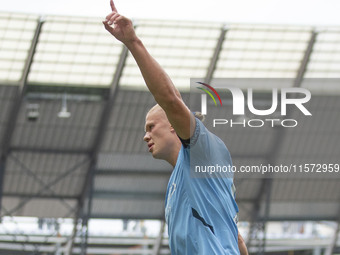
xmin=0 ymin=157 xmax=88 ymax=217
xmin=79 ymin=217 xmax=89 ymax=255
xmin=325 ymin=210 xmax=340 ymax=255
xmin=7 ymin=154 xmax=77 ymax=213
xmin=204 ymin=25 xmax=228 ymax=84
xmin=257 ymin=216 xmax=340 ymax=222
xmin=0 ymin=161 xmax=5 ymax=222
xmin=294 ymin=30 xmax=318 ymax=88
xmin=9 ymin=147 xmax=89 ymax=155
xmin=61 ymin=198 xmax=84 ymax=255
xmin=96 ymin=169 xmax=171 ymax=176
xmin=90 ymin=213 xmax=164 ymax=220
xmin=2 ymin=193 xmax=78 ymax=199
xmin=0 ymin=18 xmax=44 ymax=218
xmin=78 ymin=44 xmax=129 ymax=255
xmin=93 ymin=190 xmax=165 ymax=200
xmin=246 ymin=177 xmax=271 ymax=253
xmin=80 ymin=160 xmax=95 ymax=255
xmin=79 ymin=45 xmax=129 ymax=207
xmin=0 ymin=18 xmax=44 ymax=154
xmin=152 ymin=220 xmax=166 ymax=255
xmin=246 ymin=29 xmax=318 ymax=254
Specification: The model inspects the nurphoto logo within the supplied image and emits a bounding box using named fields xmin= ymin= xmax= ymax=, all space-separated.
xmin=194 ymin=80 xmax=312 ymax=128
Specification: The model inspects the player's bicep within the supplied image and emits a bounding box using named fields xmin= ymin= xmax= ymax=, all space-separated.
xmin=163 ymin=98 xmax=196 ymax=140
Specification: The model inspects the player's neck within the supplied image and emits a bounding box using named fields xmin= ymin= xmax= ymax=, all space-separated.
xmin=167 ymin=140 xmax=182 ymax=168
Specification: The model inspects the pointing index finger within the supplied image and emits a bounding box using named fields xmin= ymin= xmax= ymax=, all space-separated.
xmin=110 ymin=0 xmax=118 ymax=12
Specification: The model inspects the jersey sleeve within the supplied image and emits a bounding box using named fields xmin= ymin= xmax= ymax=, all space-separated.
xmin=183 ymin=118 xmax=239 ymax=244
xmin=189 ymin=118 xmax=233 ymax=172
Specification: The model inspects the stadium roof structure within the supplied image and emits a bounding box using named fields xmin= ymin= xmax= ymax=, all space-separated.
xmin=0 ymin=11 xmax=340 ymax=253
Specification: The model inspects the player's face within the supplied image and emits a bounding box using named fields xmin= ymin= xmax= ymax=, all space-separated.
xmin=143 ymin=108 xmax=175 ymax=160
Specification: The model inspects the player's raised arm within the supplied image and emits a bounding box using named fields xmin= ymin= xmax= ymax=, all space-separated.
xmin=103 ymin=0 xmax=195 ymax=140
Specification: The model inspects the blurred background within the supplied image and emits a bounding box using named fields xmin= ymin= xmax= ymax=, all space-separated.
xmin=0 ymin=0 xmax=339 ymax=254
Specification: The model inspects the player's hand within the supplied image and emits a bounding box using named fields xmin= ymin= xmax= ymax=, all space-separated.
xmin=102 ymin=0 xmax=137 ymax=45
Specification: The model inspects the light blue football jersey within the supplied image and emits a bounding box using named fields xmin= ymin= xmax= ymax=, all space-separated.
xmin=165 ymin=118 xmax=239 ymax=255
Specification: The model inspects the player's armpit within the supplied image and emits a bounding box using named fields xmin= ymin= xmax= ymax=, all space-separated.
xmin=162 ymin=98 xmax=196 ymax=140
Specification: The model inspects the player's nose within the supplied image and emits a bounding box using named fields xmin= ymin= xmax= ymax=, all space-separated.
xmin=143 ymin=132 xmax=150 ymax=142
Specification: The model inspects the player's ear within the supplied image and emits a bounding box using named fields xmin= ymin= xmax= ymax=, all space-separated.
xmin=169 ymin=125 xmax=176 ymax=133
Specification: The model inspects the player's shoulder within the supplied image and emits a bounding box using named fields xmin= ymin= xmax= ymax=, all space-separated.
xmin=195 ymin=118 xmax=224 ymax=145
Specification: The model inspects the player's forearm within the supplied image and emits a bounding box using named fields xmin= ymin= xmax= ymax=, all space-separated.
xmin=124 ymin=38 xmax=182 ymax=109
